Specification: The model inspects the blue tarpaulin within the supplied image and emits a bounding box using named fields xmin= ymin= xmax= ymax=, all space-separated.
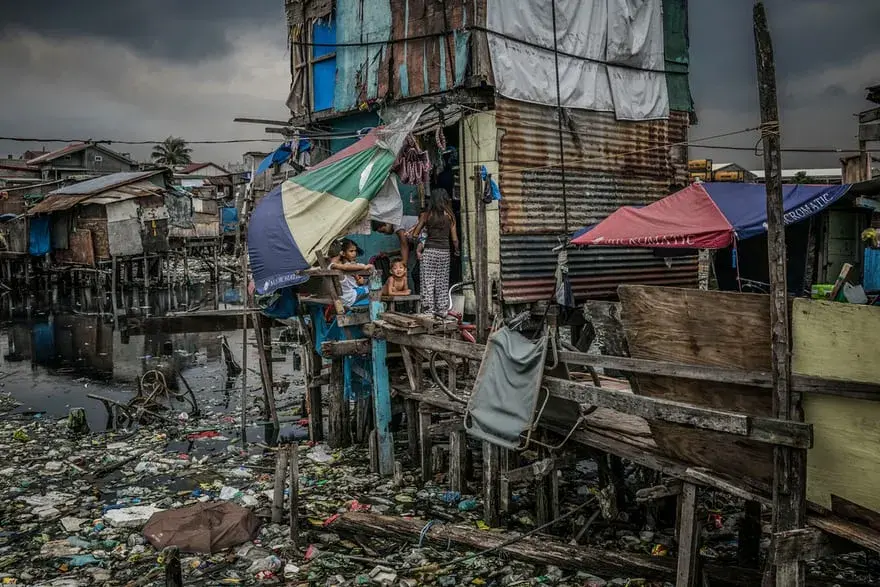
xmin=28 ymin=216 xmax=50 ymax=256
xmin=221 ymin=207 xmax=238 ymax=233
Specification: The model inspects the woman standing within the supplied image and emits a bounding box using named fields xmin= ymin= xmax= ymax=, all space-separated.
xmin=411 ymin=189 xmax=459 ymax=315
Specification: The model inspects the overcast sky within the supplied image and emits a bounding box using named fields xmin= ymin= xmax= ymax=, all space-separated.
xmin=1 ymin=0 xmax=878 ymax=169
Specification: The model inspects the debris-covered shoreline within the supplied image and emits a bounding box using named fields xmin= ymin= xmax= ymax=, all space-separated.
xmin=2 ymin=377 xmax=879 ymax=587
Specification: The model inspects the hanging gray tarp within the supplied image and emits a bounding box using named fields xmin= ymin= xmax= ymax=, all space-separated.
xmin=464 ymin=326 xmax=548 ymax=449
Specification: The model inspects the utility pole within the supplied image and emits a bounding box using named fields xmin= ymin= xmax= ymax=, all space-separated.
xmin=753 ymin=3 xmax=807 ymax=586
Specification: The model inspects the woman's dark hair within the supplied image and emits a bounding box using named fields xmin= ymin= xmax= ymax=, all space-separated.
xmin=426 ymin=188 xmax=452 ymax=224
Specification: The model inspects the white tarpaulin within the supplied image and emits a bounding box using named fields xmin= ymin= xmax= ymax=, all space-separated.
xmin=487 ymin=0 xmax=669 ymax=120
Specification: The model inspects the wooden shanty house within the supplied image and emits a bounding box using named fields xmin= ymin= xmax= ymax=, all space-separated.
xmin=26 ymin=170 xmax=173 ymax=268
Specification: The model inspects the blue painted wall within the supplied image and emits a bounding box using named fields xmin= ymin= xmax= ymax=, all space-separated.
xmin=312 ymin=17 xmax=337 ymax=112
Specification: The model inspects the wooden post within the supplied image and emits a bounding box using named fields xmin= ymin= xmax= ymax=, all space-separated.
xmin=369 ymin=271 xmax=394 ymax=476
xmin=754 ymin=4 xmax=807 ymax=585
xmin=272 ymin=448 xmax=290 ymax=523
xmin=327 ymin=357 xmax=349 ymax=448
xmin=143 ymin=253 xmax=149 ymax=288
xmin=482 ymin=441 xmax=501 ymax=527
xmin=739 ymin=500 xmax=763 ymax=568
xmin=182 ymin=239 xmax=189 ymax=285
xmin=111 ymin=256 xmax=118 ymax=329
xmin=406 ymin=399 xmax=420 ymax=461
xmin=162 ymin=546 xmax=183 ymax=587
xmin=419 ymin=406 xmax=433 ymax=484
xmin=676 ymin=482 xmax=701 ymax=587
xmin=289 ymin=443 xmax=299 ymax=545
xmin=449 ymin=429 xmax=467 ymax=493
xmin=473 ymin=165 xmax=489 ymax=343
xmin=252 ymin=313 xmax=279 ymax=438
xmin=214 ymin=238 xmax=221 ymax=303
xmin=240 ymin=247 xmax=249 ymax=446
xmin=307 ymin=352 xmax=324 ymax=443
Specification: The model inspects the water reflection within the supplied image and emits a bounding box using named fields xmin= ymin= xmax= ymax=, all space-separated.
xmin=0 ymin=282 xmax=297 ymax=435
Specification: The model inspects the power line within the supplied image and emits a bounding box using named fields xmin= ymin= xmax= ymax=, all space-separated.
xmin=290 ymin=25 xmax=686 ymax=76
xmin=0 ymin=130 xmax=372 ymax=146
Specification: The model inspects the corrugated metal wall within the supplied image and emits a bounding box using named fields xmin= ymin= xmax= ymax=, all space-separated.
xmin=494 ymin=97 xmax=696 ymax=302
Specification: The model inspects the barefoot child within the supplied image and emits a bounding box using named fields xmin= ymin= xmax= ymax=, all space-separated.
xmin=328 ymin=238 xmax=373 ymax=307
xmin=382 ymin=258 xmax=411 ymax=296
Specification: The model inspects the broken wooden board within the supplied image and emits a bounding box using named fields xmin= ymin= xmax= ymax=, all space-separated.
xmin=618 ymin=285 xmax=775 ymax=485
xmin=792 ymin=300 xmax=880 ymax=520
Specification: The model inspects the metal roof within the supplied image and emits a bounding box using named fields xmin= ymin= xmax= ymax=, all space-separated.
xmin=26 ymin=142 xmax=89 ymax=165
xmin=29 ymin=178 xmax=165 ymax=215
xmin=50 ymin=170 xmax=164 ymax=196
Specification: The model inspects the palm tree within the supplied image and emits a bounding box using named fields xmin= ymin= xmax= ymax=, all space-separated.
xmin=151 ymin=136 xmax=193 ymax=166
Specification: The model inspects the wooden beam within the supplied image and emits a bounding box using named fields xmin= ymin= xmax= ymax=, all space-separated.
xmin=330 ymin=512 xmax=761 ymax=586
xmin=390 ymin=332 xmax=880 ymax=401
xmin=771 ymin=528 xmax=834 ymax=564
xmin=234 ymin=116 xmax=292 ymax=126
xmin=428 ymin=417 xmax=465 ymax=436
xmin=321 ymin=338 xmax=371 ymax=358
xmin=859 ymin=123 xmax=880 ymax=142
xmin=542 ymin=377 xmax=812 ymax=448
xmin=859 ymin=106 xmax=880 ymax=124
xmin=558 ymin=349 xmax=880 ymax=400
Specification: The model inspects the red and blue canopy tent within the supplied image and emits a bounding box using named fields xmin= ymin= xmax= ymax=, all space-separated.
xmin=571 ymin=182 xmax=852 ymax=249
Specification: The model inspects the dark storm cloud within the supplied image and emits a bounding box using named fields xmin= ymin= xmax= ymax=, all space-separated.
xmin=0 ymin=0 xmax=284 ymax=61
xmin=689 ymin=0 xmax=880 ymax=168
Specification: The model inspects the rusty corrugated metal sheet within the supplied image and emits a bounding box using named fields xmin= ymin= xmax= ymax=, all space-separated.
xmin=500 ymin=234 xmax=698 ymax=303
xmin=494 ymin=98 xmax=694 ymax=302
xmin=496 ymin=98 xmax=689 ymax=233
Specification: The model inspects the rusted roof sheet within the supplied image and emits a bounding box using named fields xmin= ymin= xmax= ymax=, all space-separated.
xmin=493 ymin=97 xmax=694 ymax=302
xmin=495 ymin=98 xmax=689 ymax=234
xmin=26 ymin=142 xmax=89 ymax=165
xmin=500 ymin=234 xmax=698 ymax=303
xmin=50 ymin=171 xmax=164 ymax=196
xmin=28 ymin=180 xmax=165 ymax=215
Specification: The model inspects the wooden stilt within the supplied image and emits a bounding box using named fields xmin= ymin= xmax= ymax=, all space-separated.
xmin=182 ymin=239 xmax=189 ymax=285
xmin=288 ymin=443 xmax=299 ymax=545
xmin=739 ymin=500 xmax=763 ymax=568
xmin=419 ymin=406 xmax=433 ymax=484
xmin=307 ymin=353 xmax=324 ymax=443
xmin=405 ymin=399 xmax=420 ymax=461
xmin=482 ymin=441 xmax=501 ymax=527
xmin=675 ymin=482 xmax=701 ymax=587
xmin=252 ymin=313 xmax=279 ymax=436
xmin=328 ymin=358 xmax=349 ymax=448
xmin=272 ymin=449 xmax=289 ymax=523
xmin=368 ymin=272 xmax=394 ymax=476
xmin=449 ymin=429 xmax=467 ymax=493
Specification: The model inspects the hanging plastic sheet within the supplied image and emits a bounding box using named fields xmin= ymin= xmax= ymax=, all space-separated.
xmin=486 ymin=0 xmax=669 ymax=120
xmin=480 ymin=166 xmax=503 ymax=202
